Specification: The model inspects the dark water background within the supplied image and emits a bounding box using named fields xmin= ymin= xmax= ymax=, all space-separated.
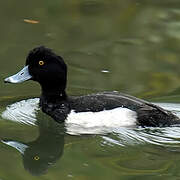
xmin=1 ymin=0 xmax=180 ymax=179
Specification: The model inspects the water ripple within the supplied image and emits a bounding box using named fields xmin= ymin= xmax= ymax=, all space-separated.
xmin=2 ymin=99 xmax=180 ymax=147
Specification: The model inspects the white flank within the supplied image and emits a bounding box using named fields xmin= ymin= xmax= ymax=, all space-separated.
xmin=65 ymin=108 xmax=137 ymax=135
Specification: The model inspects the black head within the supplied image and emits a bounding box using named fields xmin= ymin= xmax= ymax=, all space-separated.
xmin=5 ymin=46 xmax=68 ymax=97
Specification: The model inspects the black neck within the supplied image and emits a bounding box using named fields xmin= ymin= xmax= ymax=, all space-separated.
xmin=41 ymin=89 xmax=67 ymax=103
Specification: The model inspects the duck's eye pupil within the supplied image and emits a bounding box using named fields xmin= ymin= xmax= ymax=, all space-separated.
xmin=39 ymin=60 xmax=44 ymax=66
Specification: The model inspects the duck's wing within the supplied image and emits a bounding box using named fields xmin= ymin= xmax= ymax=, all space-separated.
xmin=69 ymin=91 xmax=150 ymax=112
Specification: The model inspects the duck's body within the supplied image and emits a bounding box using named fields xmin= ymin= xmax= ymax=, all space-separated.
xmin=40 ymin=91 xmax=179 ymax=127
xmin=4 ymin=46 xmax=180 ymax=127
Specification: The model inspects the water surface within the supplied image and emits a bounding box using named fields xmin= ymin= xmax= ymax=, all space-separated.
xmin=1 ymin=0 xmax=180 ymax=179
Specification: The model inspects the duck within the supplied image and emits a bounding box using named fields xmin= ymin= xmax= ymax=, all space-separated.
xmin=4 ymin=46 xmax=180 ymax=127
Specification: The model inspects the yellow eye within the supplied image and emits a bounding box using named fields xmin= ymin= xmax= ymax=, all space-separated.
xmin=39 ymin=60 xmax=44 ymax=66
xmin=34 ymin=156 xmax=40 ymax=161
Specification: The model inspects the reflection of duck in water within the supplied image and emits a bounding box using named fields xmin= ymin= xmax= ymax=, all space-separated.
xmin=2 ymin=115 xmax=65 ymax=176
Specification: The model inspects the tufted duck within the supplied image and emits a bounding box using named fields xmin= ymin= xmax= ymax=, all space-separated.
xmin=4 ymin=46 xmax=180 ymax=127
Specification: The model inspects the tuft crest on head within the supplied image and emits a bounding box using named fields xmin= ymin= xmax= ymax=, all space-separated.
xmin=25 ymin=46 xmax=64 ymax=66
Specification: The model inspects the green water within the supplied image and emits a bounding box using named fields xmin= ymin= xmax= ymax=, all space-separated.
xmin=1 ymin=0 xmax=180 ymax=179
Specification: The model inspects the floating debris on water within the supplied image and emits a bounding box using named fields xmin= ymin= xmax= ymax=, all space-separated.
xmin=23 ymin=19 xmax=39 ymax=24
xmin=101 ymin=69 xmax=109 ymax=73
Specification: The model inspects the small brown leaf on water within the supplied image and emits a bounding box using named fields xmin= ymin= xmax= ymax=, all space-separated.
xmin=23 ymin=19 xmax=39 ymax=24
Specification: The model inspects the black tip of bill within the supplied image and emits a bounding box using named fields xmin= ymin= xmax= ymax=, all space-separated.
xmin=4 ymin=77 xmax=11 ymax=83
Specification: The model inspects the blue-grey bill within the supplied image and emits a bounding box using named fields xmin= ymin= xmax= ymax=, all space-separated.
xmin=4 ymin=65 xmax=32 ymax=83
xmin=1 ymin=140 xmax=28 ymax=154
